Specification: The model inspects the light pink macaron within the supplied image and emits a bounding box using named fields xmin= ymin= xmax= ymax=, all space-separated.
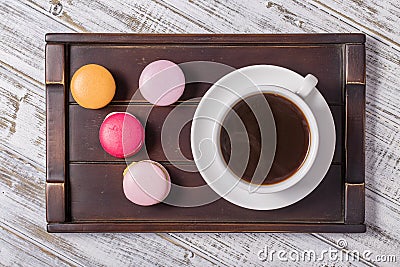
xmin=123 ymin=160 xmax=171 ymax=206
xmin=99 ymin=112 xmax=144 ymax=158
xmin=139 ymin=60 xmax=185 ymax=106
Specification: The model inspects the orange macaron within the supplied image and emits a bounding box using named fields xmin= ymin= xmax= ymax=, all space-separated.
xmin=70 ymin=64 xmax=116 ymax=109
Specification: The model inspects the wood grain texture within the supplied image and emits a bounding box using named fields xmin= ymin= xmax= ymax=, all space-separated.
xmin=345 ymin=183 xmax=365 ymax=224
xmin=48 ymin=222 xmax=365 ymax=233
xmin=66 ymin=163 xmax=343 ymax=223
xmin=67 ymin=43 xmax=345 ymax=104
xmin=46 ymin=183 xmax=65 ymax=223
xmin=346 ymin=83 xmax=366 ymax=184
xmin=46 ymin=84 xmax=65 ymax=182
xmin=0 ymin=224 xmax=71 ymax=267
xmin=0 ymin=65 xmax=46 ymax=167
xmin=46 ymin=32 xmax=365 ymax=43
xmin=0 ymin=1 xmax=73 ymax=82
xmin=311 ymin=0 xmax=400 ymax=46
xmin=346 ymin=44 xmax=366 ymax=84
xmin=1 ymin=0 xmax=400 ymax=265
xmin=45 ymin=44 xmax=64 ymax=84
xmin=68 ymin=102 xmax=343 ymax=164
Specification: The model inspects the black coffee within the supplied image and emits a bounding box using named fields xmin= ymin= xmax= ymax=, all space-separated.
xmin=219 ymin=93 xmax=310 ymax=185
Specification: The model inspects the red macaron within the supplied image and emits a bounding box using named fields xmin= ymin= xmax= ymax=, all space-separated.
xmin=99 ymin=112 xmax=144 ymax=158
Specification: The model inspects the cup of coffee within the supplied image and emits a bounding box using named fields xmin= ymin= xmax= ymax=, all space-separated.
xmin=217 ymin=74 xmax=319 ymax=193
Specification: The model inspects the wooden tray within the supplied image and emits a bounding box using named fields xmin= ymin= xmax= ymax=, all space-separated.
xmin=45 ymin=33 xmax=366 ymax=233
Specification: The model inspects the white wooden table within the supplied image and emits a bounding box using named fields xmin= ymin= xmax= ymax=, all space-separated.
xmin=1 ymin=0 xmax=399 ymax=266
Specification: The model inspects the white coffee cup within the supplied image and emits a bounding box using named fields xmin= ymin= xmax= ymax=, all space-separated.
xmin=214 ymin=74 xmax=319 ymax=194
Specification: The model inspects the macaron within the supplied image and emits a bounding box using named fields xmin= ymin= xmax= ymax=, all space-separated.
xmin=71 ymin=64 xmax=116 ymax=109
xmin=123 ymin=160 xmax=171 ymax=206
xmin=139 ymin=60 xmax=185 ymax=106
xmin=99 ymin=112 xmax=144 ymax=158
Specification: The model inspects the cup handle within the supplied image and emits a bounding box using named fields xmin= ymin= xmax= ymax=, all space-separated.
xmin=296 ymin=74 xmax=318 ymax=98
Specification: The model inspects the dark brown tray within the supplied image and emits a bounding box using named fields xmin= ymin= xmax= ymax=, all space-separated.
xmin=45 ymin=33 xmax=366 ymax=233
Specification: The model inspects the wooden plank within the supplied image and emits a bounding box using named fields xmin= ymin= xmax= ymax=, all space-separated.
xmin=69 ymin=104 xmax=343 ymax=163
xmin=68 ymin=163 xmax=343 ymax=223
xmin=346 ymin=44 xmax=366 ymax=84
xmin=46 ymin=33 xmax=365 ymax=44
xmin=26 ymin=0 xmax=353 ymax=34
xmin=45 ymin=44 xmax=65 ymax=84
xmin=310 ymin=0 xmax=400 ymax=46
xmin=345 ymin=44 xmax=366 ymax=185
xmin=0 ymin=65 xmax=46 ymax=167
xmin=0 ymin=224 xmax=72 ymax=267
xmin=68 ymin=44 xmax=344 ymax=104
xmin=46 ymin=183 xmax=65 ymax=223
xmin=46 ymin=84 xmax=66 ymax=182
xmin=0 ymin=1 xmax=73 ymax=83
xmin=345 ymin=84 xmax=366 ymax=184
xmin=344 ymin=183 xmax=365 ymax=224
xmin=47 ymin=222 xmax=365 ymax=233
xmin=45 ymin=43 xmax=66 ymax=183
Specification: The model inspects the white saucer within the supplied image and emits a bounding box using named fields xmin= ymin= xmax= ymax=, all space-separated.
xmin=191 ymin=65 xmax=336 ymax=210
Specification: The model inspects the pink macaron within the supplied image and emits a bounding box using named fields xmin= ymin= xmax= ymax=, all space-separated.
xmin=123 ymin=160 xmax=171 ymax=206
xmin=99 ymin=112 xmax=144 ymax=158
xmin=139 ymin=60 xmax=185 ymax=106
